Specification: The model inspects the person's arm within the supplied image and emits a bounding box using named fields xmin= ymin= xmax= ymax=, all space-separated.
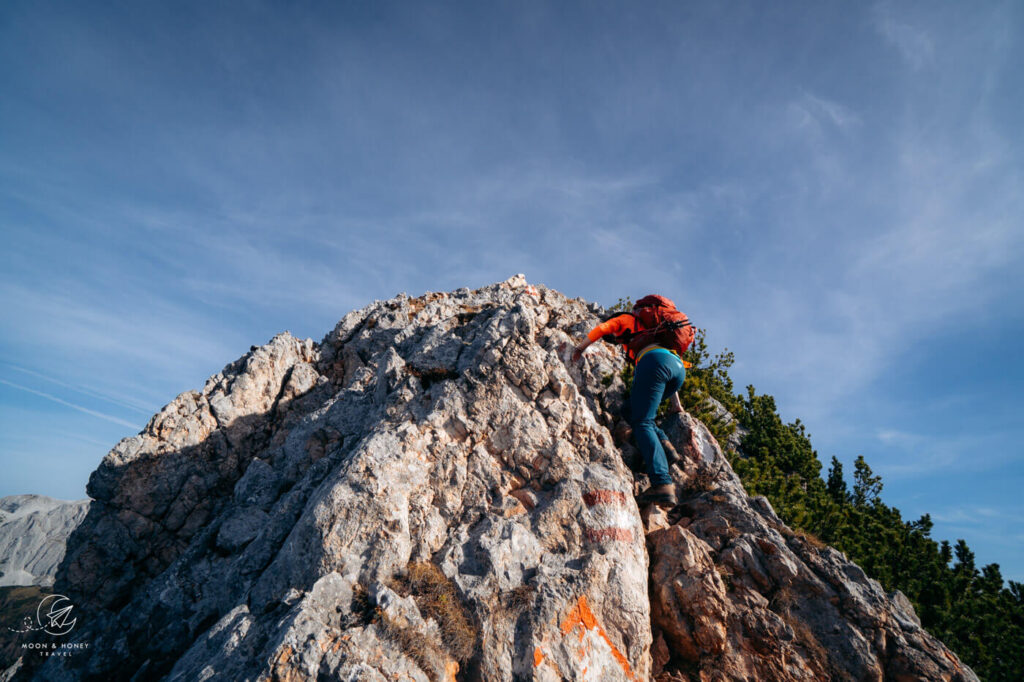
xmin=572 ymin=314 xmax=633 ymax=362
xmin=571 ymin=337 xmax=595 ymax=362
xmin=668 ymin=391 xmax=683 ymax=414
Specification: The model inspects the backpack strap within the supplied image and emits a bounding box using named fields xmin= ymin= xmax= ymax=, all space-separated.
xmin=630 ymin=318 xmax=692 ymax=342
xmin=602 ymin=314 xmax=693 ymax=347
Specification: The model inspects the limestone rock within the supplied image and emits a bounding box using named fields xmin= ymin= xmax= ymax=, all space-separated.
xmin=10 ymin=276 xmax=977 ymax=682
xmin=25 ymin=277 xmax=648 ymax=682
xmin=647 ymin=412 xmax=978 ymax=681
xmin=0 ymin=495 xmax=89 ymax=587
xmin=700 ymin=396 xmax=749 ymax=454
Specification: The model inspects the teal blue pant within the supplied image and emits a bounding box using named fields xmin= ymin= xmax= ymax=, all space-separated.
xmin=631 ymin=349 xmax=686 ymax=486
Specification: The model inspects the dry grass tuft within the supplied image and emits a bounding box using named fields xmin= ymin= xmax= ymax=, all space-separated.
xmin=350 ymin=582 xmax=375 ymax=625
xmin=768 ymin=586 xmax=829 ymax=670
xmin=770 ymin=586 xmax=796 ymax=612
xmin=376 ymin=609 xmax=446 ymax=682
xmin=788 ymin=618 xmax=830 ymax=672
xmin=687 ymin=466 xmax=718 ymax=493
xmin=456 ymin=305 xmax=483 ymax=324
xmin=504 ymin=584 xmax=535 ymax=613
xmin=793 ymin=529 xmax=827 ymax=550
xmin=767 ymin=520 xmax=828 ymax=552
xmin=390 ymin=561 xmax=478 ymax=663
xmin=714 ymin=562 xmax=736 ymax=592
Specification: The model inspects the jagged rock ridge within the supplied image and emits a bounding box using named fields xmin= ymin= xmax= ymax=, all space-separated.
xmin=11 ymin=276 xmax=976 ymax=681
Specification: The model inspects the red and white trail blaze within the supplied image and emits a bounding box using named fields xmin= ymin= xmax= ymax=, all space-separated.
xmin=582 ymin=488 xmax=635 ymax=544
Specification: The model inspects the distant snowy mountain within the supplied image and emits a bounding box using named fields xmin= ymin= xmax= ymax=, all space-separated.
xmin=0 ymin=495 xmax=89 ymax=587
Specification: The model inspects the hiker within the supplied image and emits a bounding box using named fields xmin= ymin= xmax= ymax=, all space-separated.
xmin=572 ymin=295 xmax=694 ymax=507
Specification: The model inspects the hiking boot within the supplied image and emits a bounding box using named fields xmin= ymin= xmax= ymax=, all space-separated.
xmin=636 ymin=484 xmax=676 ymax=508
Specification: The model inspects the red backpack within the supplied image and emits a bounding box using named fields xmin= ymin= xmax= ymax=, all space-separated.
xmin=626 ymin=295 xmax=694 ymax=359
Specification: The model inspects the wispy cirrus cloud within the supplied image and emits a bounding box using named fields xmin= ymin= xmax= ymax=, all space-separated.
xmin=47 ymin=429 xmax=118 ymax=450
xmin=5 ymin=364 xmax=153 ymax=415
xmin=868 ymin=428 xmax=1017 ymax=479
xmin=931 ymin=506 xmax=1024 ymax=526
xmin=788 ymin=92 xmax=862 ymax=135
xmin=0 ymin=379 xmax=141 ymax=430
xmin=872 ymin=2 xmax=935 ymax=70
xmin=0 ymin=281 xmax=242 ymax=374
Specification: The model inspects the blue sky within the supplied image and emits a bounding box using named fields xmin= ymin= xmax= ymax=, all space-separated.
xmin=2 ymin=1 xmax=1022 ymax=581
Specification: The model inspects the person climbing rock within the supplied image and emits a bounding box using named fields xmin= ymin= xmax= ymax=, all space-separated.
xmin=572 ymin=295 xmax=694 ymax=508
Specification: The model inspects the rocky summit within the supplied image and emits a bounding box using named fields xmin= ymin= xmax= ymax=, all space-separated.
xmin=7 ymin=276 xmax=977 ymax=681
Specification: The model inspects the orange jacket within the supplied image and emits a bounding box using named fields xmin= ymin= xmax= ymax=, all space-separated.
xmin=587 ymin=314 xmax=640 ymax=361
xmin=587 ymin=313 xmax=636 ymax=342
xmin=587 ymin=313 xmax=693 ymax=367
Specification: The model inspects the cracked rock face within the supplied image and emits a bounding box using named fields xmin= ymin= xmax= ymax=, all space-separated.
xmin=649 ymin=415 xmax=978 ymax=681
xmin=13 ymin=275 xmax=976 ymax=682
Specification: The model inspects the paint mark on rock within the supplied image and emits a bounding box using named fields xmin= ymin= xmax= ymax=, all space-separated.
xmin=583 ymin=489 xmax=628 ymax=507
xmin=559 ymin=595 xmax=634 ymax=680
xmin=585 ymin=528 xmax=634 ymax=543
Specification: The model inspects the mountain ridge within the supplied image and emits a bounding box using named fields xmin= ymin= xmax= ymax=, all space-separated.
xmin=4 ymin=276 xmax=977 ymax=681
xmin=0 ymin=495 xmax=89 ymax=588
